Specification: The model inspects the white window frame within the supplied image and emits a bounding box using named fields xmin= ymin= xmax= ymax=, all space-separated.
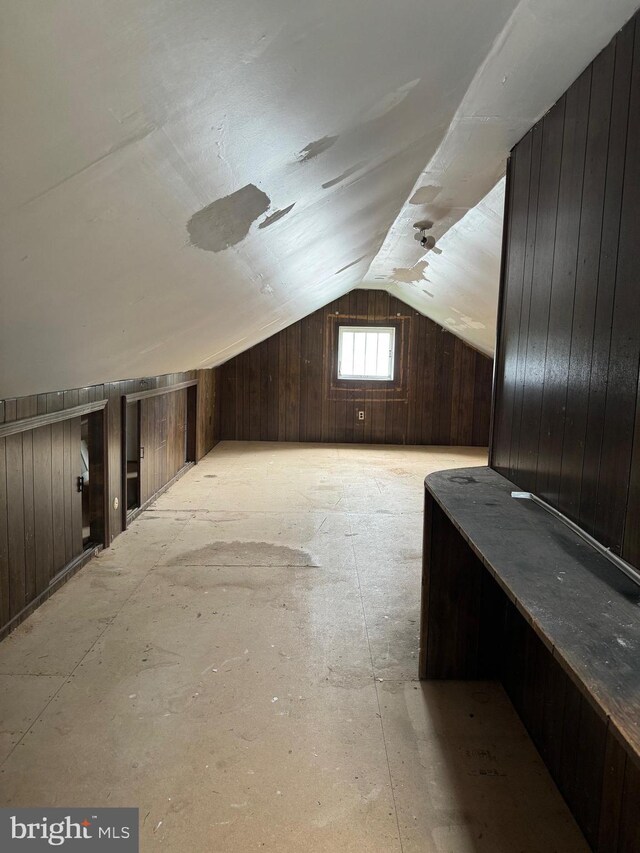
xmin=337 ymin=326 xmax=396 ymax=381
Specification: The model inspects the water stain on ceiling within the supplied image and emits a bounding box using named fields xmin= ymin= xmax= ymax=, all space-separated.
xmin=187 ymin=184 xmax=271 ymax=252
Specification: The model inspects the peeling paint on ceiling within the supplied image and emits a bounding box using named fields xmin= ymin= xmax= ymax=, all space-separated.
xmin=390 ymin=261 xmax=430 ymax=285
xmin=297 ymin=135 xmax=339 ymax=163
xmin=376 ymin=178 xmax=506 ymax=355
xmin=322 ymin=163 xmax=366 ymax=190
xmin=187 ymin=184 xmax=271 ymax=252
xmin=259 ymin=203 xmax=296 ymax=230
xmin=363 ymin=0 xmax=640 ymax=354
xmin=1 ymin=0 xmax=638 ymax=396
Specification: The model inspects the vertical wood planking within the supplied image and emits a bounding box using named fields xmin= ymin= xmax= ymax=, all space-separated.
xmin=139 ymin=397 xmax=148 ymax=505
xmin=21 ymin=428 xmax=36 ymax=603
xmin=510 ymin=124 xmax=543 ymax=479
xmin=518 ymin=100 xmax=566 ymax=491
xmin=473 ymin=355 xmax=493 ymax=447
xmin=32 ymin=424 xmax=54 ymax=595
xmin=491 ymin=11 xmax=640 ymax=572
xmin=1 ymin=369 xmax=217 ymax=634
xmin=16 ymin=397 xmax=38 ymax=604
xmin=50 ymin=422 xmax=66 ymax=573
xmin=217 ymin=289 xmax=493 ymax=446
xmin=219 ymin=363 xmax=235 ymax=439
xmin=617 ymin=755 xmax=640 ymax=852
xmin=62 ymin=419 xmax=73 ymax=563
xmin=436 ymin=331 xmax=455 ymax=444
xmin=107 ymin=383 xmax=122 ymax=540
xmin=240 ymin=353 xmax=251 ymax=441
xmin=268 ymin=334 xmax=280 ymax=441
xmin=259 ymin=340 xmax=270 ymax=441
xmin=299 ymin=317 xmax=310 ymax=442
xmin=371 ymin=291 xmax=389 ymax=443
xmin=559 ymin=43 xmax=615 ymax=520
xmin=492 ymin=135 xmax=532 ymax=473
xmin=322 ymin=301 xmax=336 ymax=442
xmin=343 ymin=291 xmax=356 ymax=443
xmin=278 ymin=331 xmax=287 ymax=441
xmin=0 ymin=439 xmax=9 ymax=628
xmin=422 ymin=314 xmax=438 ymax=443
xmin=537 ymin=69 xmax=591 ymax=507
xmin=286 ymin=322 xmax=301 ymax=441
xmin=308 ymin=310 xmax=324 ymax=442
xmin=6 ymin=434 xmax=26 ymax=616
xmin=597 ymin=730 xmax=626 ymax=852
xmin=603 ymin=16 xmax=640 ymax=559
xmin=70 ymin=417 xmax=83 ymax=557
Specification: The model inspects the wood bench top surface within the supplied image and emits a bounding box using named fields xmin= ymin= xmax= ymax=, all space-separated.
xmin=425 ymin=465 xmax=640 ymax=760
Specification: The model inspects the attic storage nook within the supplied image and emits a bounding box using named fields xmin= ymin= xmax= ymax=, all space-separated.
xmin=2 ymin=0 xmax=640 ymax=851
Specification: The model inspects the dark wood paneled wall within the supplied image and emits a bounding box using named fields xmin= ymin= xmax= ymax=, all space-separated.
xmin=491 ymin=12 xmax=640 ymax=568
xmin=139 ymin=389 xmax=188 ymax=505
xmin=219 ymin=290 xmax=493 ymax=446
xmin=0 ymin=420 xmax=84 ymax=632
xmin=196 ymin=369 xmax=218 ymax=460
xmin=0 ymin=368 xmax=217 ymax=635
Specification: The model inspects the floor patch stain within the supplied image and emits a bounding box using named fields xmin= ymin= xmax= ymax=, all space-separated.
xmin=298 ymin=135 xmax=339 ymax=163
xmin=258 ymin=203 xmax=296 ymax=229
xmin=322 ymin=162 xmax=365 ymax=189
xmin=187 ymin=184 xmax=270 ymax=252
xmin=169 ymin=540 xmax=319 ymax=567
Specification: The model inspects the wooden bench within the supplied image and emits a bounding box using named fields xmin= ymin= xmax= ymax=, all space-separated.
xmin=420 ymin=466 xmax=640 ymax=853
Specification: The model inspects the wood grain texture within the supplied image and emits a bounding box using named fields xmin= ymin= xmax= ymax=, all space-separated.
xmin=492 ymin=12 xmax=640 ymax=570
xmin=0 ymin=369 xmax=218 ymax=635
xmin=219 ymin=290 xmax=492 ymax=446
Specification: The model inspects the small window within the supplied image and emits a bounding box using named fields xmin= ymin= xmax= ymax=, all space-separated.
xmin=337 ymin=326 xmax=395 ymax=381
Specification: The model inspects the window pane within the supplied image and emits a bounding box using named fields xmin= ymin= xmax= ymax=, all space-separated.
xmin=353 ymin=332 xmax=366 ymax=375
xmin=338 ymin=326 xmax=395 ymax=380
xmin=364 ymin=333 xmax=378 ymax=376
xmin=341 ymin=331 xmax=354 ymax=376
xmin=376 ymin=332 xmax=391 ymax=377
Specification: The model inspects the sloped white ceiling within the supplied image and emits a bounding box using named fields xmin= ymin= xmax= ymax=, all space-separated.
xmin=1 ymin=0 xmax=638 ymax=397
xmin=370 ymin=179 xmax=506 ymax=356
xmin=363 ymin=0 xmax=640 ymax=352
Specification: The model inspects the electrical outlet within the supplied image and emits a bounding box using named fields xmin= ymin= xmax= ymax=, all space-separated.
xmin=357 ymin=411 xmax=365 ymax=421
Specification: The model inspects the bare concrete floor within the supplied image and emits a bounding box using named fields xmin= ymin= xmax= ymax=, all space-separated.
xmin=0 ymin=442 xmax=587 ymax=852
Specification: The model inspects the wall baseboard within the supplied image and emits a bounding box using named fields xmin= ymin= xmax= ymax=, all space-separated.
xmin=0 ymin=545 xmax=102 ymax=642
xmin=125 ymin=461 xmax=195 ymax=527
